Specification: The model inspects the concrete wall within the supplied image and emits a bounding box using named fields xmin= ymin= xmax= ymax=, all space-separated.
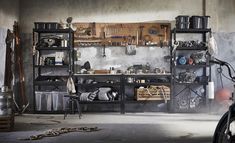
xmin=208 ymin=0 xmax=235 ymax=91
xmin=19 ymin=0 xmax=204 ymax=33
xmin=0 ymin=0 xmax=19 ymax=29
xmin=213 ymin=33 xmax=235 ymax=90
xmin=217 ymin=0 xmax=235 ymax=32
xmin=17 ymin=0 xmax=235 ymax=111
xmin=18 ymin=0 xmax=235 ymax=33
xmin=0 ymin=0 xmax=19 ymax=87
xmin=207 ymin=0 xmax=235 ymax=32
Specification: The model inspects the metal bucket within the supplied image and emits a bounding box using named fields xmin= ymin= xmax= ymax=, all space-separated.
xmin=0 ymin=91 xmax=13 ymax=116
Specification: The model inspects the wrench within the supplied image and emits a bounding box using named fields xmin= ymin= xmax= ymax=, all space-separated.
xmin=172 ymin=41 xmax=179 ymax=53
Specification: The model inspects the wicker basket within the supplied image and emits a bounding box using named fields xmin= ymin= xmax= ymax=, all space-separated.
xmin=135 ymin=85 xmax=170 ymax=101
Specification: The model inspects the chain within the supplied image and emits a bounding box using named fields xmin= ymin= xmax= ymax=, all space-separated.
xmin=18 ymin=127 xmax=101 ymax=140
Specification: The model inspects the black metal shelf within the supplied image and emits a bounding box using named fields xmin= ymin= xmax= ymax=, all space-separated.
xmin=174 ymin=82 xmax=208 ymax=86
xmin=175 ymin=47 xmax=207 ymax=50
xmin=173 ymin=28 xmax=211 ymax=33
xmin=124 ymin=74 xmax=171 ymax=77
xmin=33 ymin=26 xmax=74 ymax=113
xmin=33 ymin=28 xmax=74 ymax=33
xmin=34 ymin=76 xmax=68 ymax=86
xmin=36 ymin=75 xmax=69 ymax=78
xmin=125 ymin=82 xmax=171 ymax=86
xmin=34 ymin=65 xmax=69 ymax=68
xmin=36 ymin=47 xmax=70 ymax=50
xmin=34 ymin=81 xmax=66 ymax=86
xmin=78 ymin=45 xmax=163 ymax=48
xmin=174 ymin=64 xmax=209 ymax=68
xmin=75 ymin=83 xmax=121 ymax=87
xmin=74 ymin=74 xmax=171 ymax=77
xmin=125 ymin=100 xmax=167 ymax=103
xmin=79 ymin=101 xmax=121 ymax=104
xmin=74 ymin=74 xmax=122 ymax=77
xmin=74 ymin=73 xmax=171 ymax=114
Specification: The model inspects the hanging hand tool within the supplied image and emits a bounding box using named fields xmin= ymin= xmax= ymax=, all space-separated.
xmin=91 ymin=22 xmax=96 ymax=36
xmin=139 ymin=25 xmax=144 ymax=45
xmin=158 ymin=34 xmax=163 ymax=48
xmin=14 ymin=21 xmax=29 ymax=113
xmin=102 ymin=45 xmax=106 ymax=57
xmin=161 ymin=25 xmax=169 ymax=46
xmin=100 ymin=27 xmax=106 ymax=57
xmin=172 ymin=41 xmax=179 ymax=53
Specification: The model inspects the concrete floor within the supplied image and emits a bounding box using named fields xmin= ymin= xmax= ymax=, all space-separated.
xmin=0 ymin=113 xmax=222 ymax=143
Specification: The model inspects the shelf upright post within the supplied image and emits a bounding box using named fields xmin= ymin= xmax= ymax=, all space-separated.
xmin=32 ymin=30 xmax=36 ymax=112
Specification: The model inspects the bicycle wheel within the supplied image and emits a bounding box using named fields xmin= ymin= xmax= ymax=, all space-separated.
xmin=213 ymin=112 xmax=235 ymax=143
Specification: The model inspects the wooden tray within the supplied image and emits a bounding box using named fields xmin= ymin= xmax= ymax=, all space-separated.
xmin=136 ymin=85 xmax=170 ymax=101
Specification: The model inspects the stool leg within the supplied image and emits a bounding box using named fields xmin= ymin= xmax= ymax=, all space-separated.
xmin=72 ymin=99 xmax=75 ymax=114
xmin=75 ymin=100 xmax=82 ymax=119
xmin=64 ymin=99 xmax=70 ymax=119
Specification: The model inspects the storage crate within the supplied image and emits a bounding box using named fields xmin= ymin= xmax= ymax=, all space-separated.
xmin=35 ymin=91 xmax=52 ymax=111
xmin=135 ymin=85 xmax=170 ymax=101
xmin=35 ymin=91 xmax=68 ymax=111
xmin=52 ymin=91 xmax=68 ymax=111
xmin=0 ymin=116 xmax=14 ymax=132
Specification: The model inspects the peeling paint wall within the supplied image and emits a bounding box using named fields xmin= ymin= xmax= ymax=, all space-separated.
xmin=19 ymin=0 xmax=204 ymax=33
xmin=206 ymin=0 xmax=235 ymax=32
xmin=217 ymin=0 xmax=235 ymax=32
xmin=0 ymin=29 xmax=7 ymax=87
xmin=76 ymin=46 xmax=170 ymax=71
xmin=212 ymin=33 xmax=235 ymax=91
xmin=0 ymin=0 xmax=19 ymax=30
xmin=209 ymin=0 xmax=235 ymax=91
xmin=0 ymin=0 xmax=19 ymax=87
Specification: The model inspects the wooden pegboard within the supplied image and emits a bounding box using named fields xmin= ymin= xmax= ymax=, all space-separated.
xmin=73 ymin=22 xmax=171 ymax=47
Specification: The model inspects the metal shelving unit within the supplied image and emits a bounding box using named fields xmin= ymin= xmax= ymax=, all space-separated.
xmin=175 ymin=64 xmax=209 ymax=68
xmin=170 ymin=28 xmax=212 ymax=112
xmin=173 ymin=28 xmax=211 ymax=33
xmin=34 ymin=65 xmax=69 ymax=68
xmin=36 ymin=47 xmax=70 ymax=50
xmin=74 ymin=74 xmax=171 ymax=114
xmin=33 ymin=28 xmax=74 ymax=113
xmin=33 ymin=29 xmax=72 ymax=33
xmin=125 ymin=83 xmax=171 ymax=86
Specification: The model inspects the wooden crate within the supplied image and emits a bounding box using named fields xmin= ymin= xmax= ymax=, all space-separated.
xmin=136 ymin=85 xmax=170 ymax=101
xmin=0 ymin=116 xmax=14 ymax=132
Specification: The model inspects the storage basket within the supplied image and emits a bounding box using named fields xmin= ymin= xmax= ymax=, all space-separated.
xmin=35 ymin=91 xmax=68 ymax=111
